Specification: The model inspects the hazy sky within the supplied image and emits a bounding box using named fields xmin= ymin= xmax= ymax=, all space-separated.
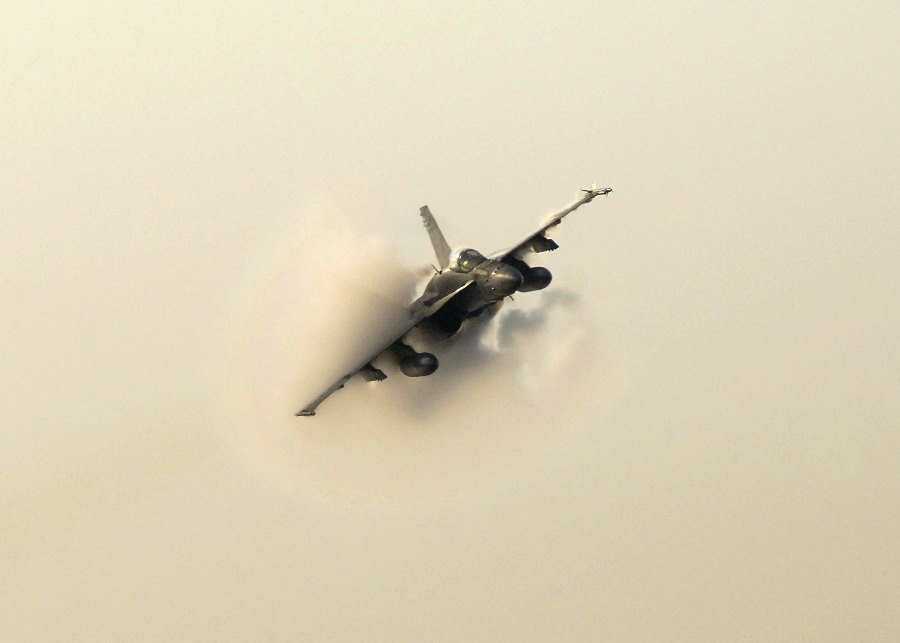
xmin=2 ymin=2 xmax=898 ymax=640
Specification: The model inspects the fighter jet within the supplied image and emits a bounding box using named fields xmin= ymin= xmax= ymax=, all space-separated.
xmin=296 ymin=185 xmax=612 ymax=416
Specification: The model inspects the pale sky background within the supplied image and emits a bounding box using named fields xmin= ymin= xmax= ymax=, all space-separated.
xmin=2 ymin=2 xmax=899 ymax=640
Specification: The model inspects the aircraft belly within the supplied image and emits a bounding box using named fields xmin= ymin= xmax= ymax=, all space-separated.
xmin=453 ymin=284 xmax=492 ymax=315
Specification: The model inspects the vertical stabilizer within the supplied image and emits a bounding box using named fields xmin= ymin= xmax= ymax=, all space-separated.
xmin=419 ymin=205 xmax=451 ymax=269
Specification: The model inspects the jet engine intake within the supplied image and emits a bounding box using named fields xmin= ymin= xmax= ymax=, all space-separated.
xmin=519 ymin=266 xmax=552 ymax=292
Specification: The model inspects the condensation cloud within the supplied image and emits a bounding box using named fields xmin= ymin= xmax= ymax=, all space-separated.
xmin=224 ymin=206 xmax=627 ymax=504
xmin=3 ymin=3 xmax=898 ymax=639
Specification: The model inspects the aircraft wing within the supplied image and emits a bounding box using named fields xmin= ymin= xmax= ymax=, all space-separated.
xmin=490 ymin=187 xmax=611 ymax=262
xmin=295 ymin=278 xmax=474 ymax=416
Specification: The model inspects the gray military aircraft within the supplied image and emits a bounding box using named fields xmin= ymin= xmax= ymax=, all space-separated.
xmin=296 ymin=185 xmax=612 ymax=416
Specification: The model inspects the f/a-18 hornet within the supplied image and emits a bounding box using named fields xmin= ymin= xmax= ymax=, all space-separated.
xmin=296 ymin=185 xmax=612 ymax=416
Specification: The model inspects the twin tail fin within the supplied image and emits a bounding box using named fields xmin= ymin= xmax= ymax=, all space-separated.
xmin=419 ymin=205 xmax=451 ymax=270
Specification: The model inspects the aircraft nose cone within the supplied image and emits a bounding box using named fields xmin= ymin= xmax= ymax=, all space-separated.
xmin=490 ymin=264 xmax=524 ymax=297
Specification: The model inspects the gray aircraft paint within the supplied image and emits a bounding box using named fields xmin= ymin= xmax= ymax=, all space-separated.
xmin=296 ymin=187 xmax=610 ymax=416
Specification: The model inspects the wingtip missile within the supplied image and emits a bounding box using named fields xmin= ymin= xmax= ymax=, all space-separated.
xmin=581 ymin=185 xmax=613 ymax=199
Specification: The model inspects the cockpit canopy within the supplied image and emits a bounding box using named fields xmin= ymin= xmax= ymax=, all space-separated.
xmin=449 ymin=248 xmax=485 ymax=273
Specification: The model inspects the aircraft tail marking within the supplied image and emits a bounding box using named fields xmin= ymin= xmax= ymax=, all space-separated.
xmin=419 ymin=205 xmax=451 ymax=270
